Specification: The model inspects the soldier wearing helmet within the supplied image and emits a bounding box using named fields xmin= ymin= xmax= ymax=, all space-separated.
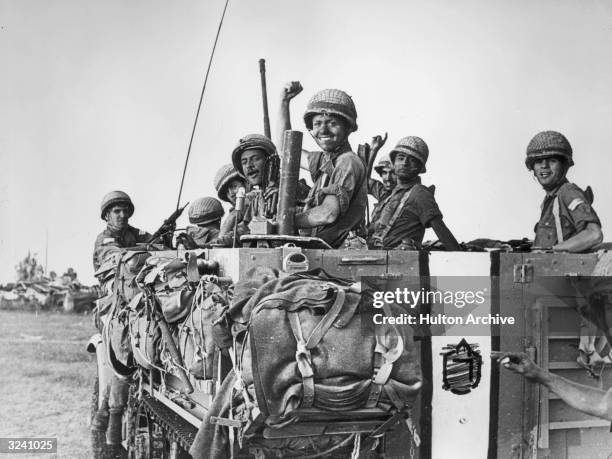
xmin=230 ymin=133 xmax=279 ymax=226
xmin=367 ymin=136 xmax=460 ymax=251
xmin=176 ymin=197 xmax=225 ymax=249
xmin=278 ymin=82 xmax=367 ymax=248
xmin=527 ymin=130 xmax=602 ymax=252
xmin=212 ymin=164 xmax=247 ymax=247
xmin=93 ymin=191 xmax=151 ymax=270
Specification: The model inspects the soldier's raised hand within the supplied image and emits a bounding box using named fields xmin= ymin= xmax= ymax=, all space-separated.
xmin=282 ymin=81 xmax=303 ymax=101
xmin=370 ymin=132 xmax=388 ymax=153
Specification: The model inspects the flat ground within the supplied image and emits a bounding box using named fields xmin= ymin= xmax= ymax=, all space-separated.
xmin=0 ymin=310 xmax=97 ymax=458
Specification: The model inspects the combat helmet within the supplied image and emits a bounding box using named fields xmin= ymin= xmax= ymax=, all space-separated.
xmin=214 ymin=164 xmax=244 ymax=203
xmin=100 ymin=190 xmax=134 ymax=220
xmin=188 ymin=197 xmax=225 ymax=225
xmin=525 ymin=130 xmax=574 ymax=170
xmin=374 ymin=155 xmax=393 ymax=176
xmin=231 ymin=134 xmax=276 ymax=177
xmin=303 ymin=89 xmax=358 ymax=132
xmin=389 ymin=136 xmax=429 ymax=173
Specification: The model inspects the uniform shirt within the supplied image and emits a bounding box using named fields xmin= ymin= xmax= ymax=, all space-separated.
xmin=534 ymin=179 xmax=601 ymax=249
xmin=304 ymin=148 xmax=367 ymax=248
xmin=214 ymin=208 xmax=245 ymax=247
xmin=93 ymin=225 xmax=151 ymax=270
xmin=368 ymin=178 xmax=442 ymax=249
xmin=369 ymin=179 xmax=393 ymax=218
xmin=369 ymin=179 xmax=392 ymax=202
xmin=186 ymin=225 xmax=220 ymax=248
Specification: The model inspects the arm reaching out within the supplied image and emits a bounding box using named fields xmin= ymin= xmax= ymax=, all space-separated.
xmin=492 ymin=351 xmax=612 ymax=420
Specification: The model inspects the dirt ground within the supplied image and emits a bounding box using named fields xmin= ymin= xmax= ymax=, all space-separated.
xmin=0 ymin=310 xmax=97 ymax=458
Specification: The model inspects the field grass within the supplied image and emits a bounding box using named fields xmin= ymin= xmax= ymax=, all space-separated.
xmin=0 ymin=310 xmax=97 ymax=458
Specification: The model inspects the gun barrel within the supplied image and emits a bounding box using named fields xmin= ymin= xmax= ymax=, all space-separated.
xmin=259 ymin=58 xmax=271 ymax=139
xmin=277 ymin=130 xmax=302 ymax=235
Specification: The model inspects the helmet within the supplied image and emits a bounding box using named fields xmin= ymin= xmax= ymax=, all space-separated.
xmin=214 ymin=164 xmax=244 ymax=203
xmin=525 ymin=131 xmax=573 ymax=170
xmin=389 ymin=136 xmax=429 ymax=173
xmin=188 ymin=197 xmax=225 ymax=225
xmin=303 ymin=89 xmax=358 ymax=132
xmin=231 ymin=134 xmax=276 ymax=176
xmin=100 ymin=190 xmax=134 ymax=220
xmin=373 ymin=155 xmax=393 ymax=176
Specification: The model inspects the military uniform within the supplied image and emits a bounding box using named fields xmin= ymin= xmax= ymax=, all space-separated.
xmin=304 ymin=148 xmax=367 ymax=248
xmin=93 ymin=225 xmax=150 ymax=271
xmin=185 ymin=226 xmax=220 ymax=247
xmin=368 ymin=177 xmax=442 ymax=249
xmin=534 ymin=179 xmax=601 ymax=249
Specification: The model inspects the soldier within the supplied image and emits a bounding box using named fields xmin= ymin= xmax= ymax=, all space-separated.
xmin=177 ymin=197 xmax=225 ymax=248
xmin=526 ymin=130 xmax=604 ymax=369
xmin=231 ymin=134 xmax=279 ymax=224
xmin=371 ymin=155 xmax=396 ymax=203
xmin=93 ymin=191 xmax=151 ymax=270
xmin=527 ymin=130 xmax=603 ymax=252
xmin=278 ymin=82 xmax=367 ymax=248
xmin=367 ymin=136 xmax=460 ymax=250
xmin=213 ymin=164 xmax=247 ymax=246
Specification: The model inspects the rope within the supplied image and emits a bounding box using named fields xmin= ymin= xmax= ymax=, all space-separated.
xmin=176 ymin=0 xmax=231 ymax=210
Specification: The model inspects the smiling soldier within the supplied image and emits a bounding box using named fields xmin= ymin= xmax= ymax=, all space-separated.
xmin=278 ymin=82 xmax=367 ymax=248
xmin=367 ymin=136 xmax=460 ymax=250
xmin=527 ymin=130 xmax=603 ymax=252
xmin=527 ymin=130 xmax=604 ymax=370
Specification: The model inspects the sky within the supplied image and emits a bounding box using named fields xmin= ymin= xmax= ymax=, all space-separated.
xmin=2 ymin=0 xmax=612 ymax=284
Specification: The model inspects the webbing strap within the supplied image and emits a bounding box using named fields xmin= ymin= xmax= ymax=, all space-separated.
xmin=288 ymin=313 xmax=315 ymax=408
xmin=306 ymin=289 xmax=346 ymax=349
xmin=378 ymin=186 xmax=416 ymax=242
xmin=287 ymin=288 xmax=349 ymax=408
xmin=552 ymin=196 xmax=564 ymax=243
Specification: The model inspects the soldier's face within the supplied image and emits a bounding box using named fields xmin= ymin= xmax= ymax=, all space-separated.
xmin=533 ymin=156 xmax=566 ymax=190
xmin=106 ymin=205 xmax=130 ymax=229
xmin=380 ymin=168 xmax=396 ymax=191
xmin=227 ymin=178 xmax=245 ymax=205
xmin=241 ymin=149 xmax=267 ymax=186
xmin=393 ymin=153 xmax=422 ymax=181
xmin=310 ymin=114 xmax=350 ymax=152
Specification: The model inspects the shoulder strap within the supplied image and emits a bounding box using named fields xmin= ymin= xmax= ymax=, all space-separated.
xmin=379 ymin=185 xmax=417 ymax=242
xmin=552 ymin=196 xmax=564 ymax=243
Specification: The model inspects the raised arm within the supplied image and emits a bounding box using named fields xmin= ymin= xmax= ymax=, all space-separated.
xmin=277 ymin=81 xmax=312 ymax=171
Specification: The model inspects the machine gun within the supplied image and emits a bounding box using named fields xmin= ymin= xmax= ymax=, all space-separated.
xmin=148 ymin=202 xmax=189 ymax=246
